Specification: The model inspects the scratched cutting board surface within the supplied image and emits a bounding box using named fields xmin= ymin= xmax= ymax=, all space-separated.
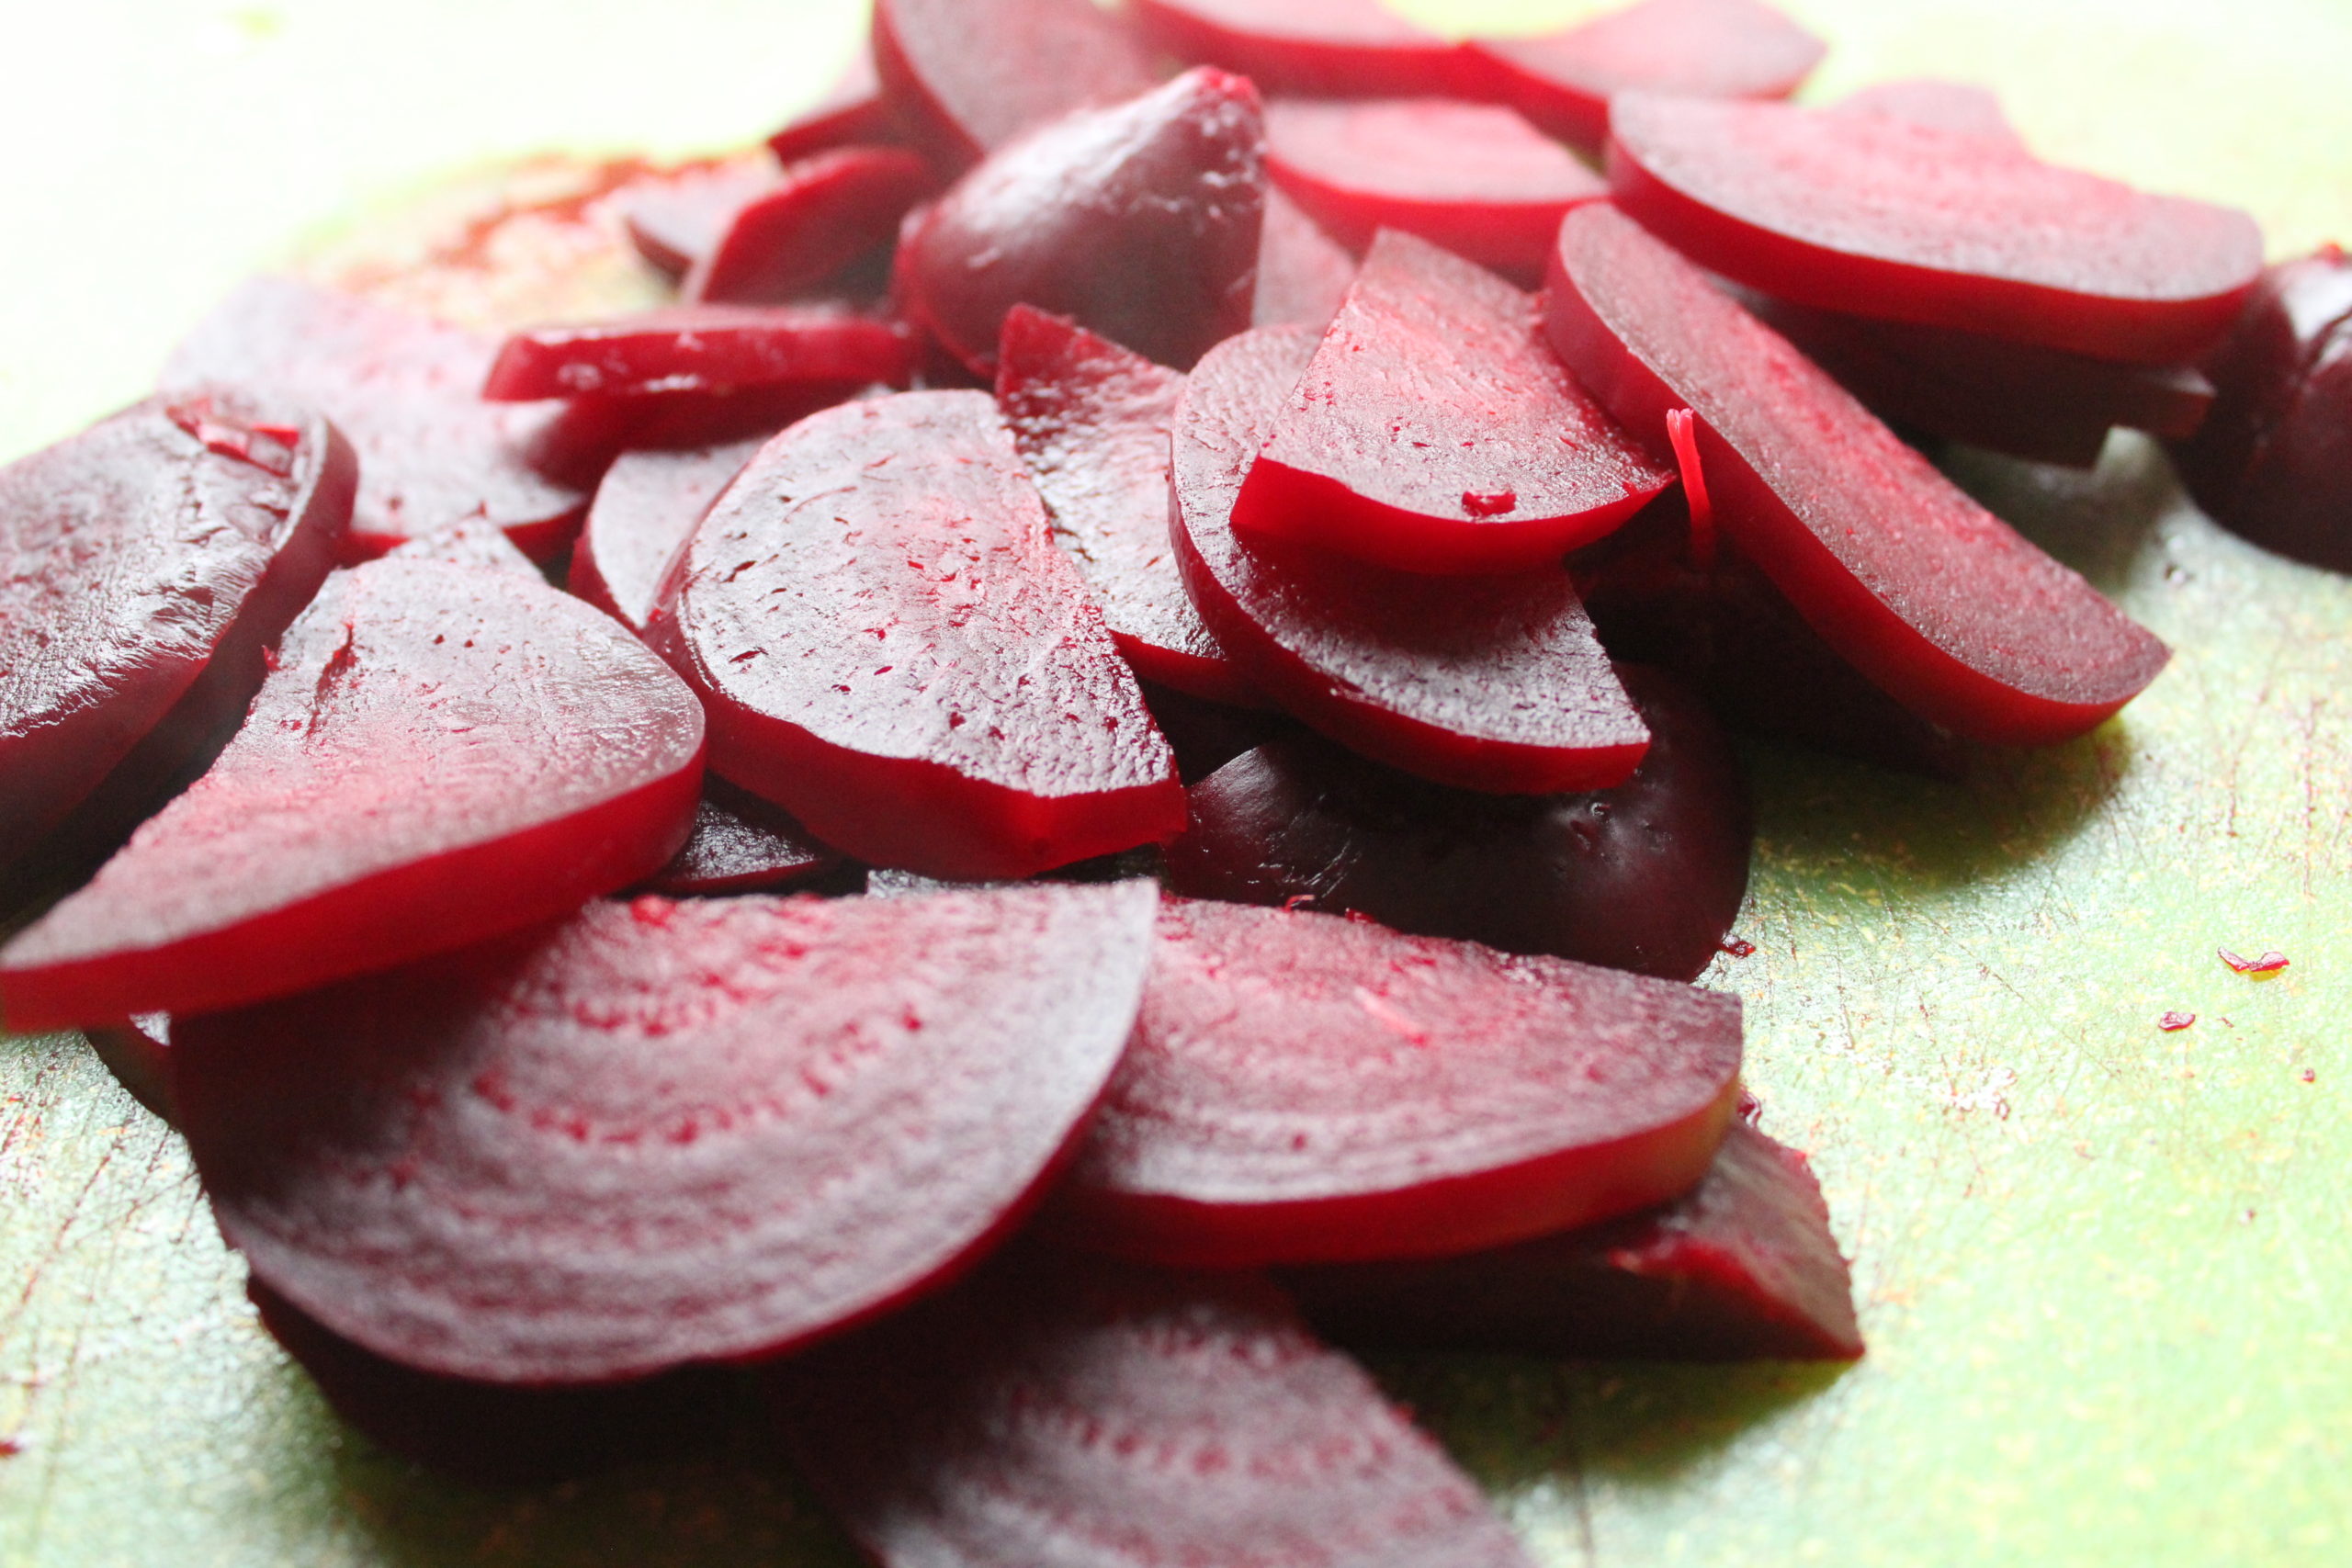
xmin=3 ymin=1 xmax=2349 ymax=1563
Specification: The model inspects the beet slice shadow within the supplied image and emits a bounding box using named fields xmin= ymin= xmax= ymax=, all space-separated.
xmin=1127 ymin=0 xmax=1472 ymax=98
xmin=571 ymin=438 xmax=763 ymax=634
xmin=872 ymin=0 xmax=1159 ymax=170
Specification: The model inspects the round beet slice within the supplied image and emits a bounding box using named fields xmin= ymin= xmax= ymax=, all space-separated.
xmin=683 ymin=148 xmax=937 ymax=305
xmin=571 ymin=438 xmax=762 ymax=634
xmin=483 ymin=305 xmax=914 ymax=401
xmin=1128 ymin=0 xmax=1471 ymax=97
xmin=873 ymin=0 xmax=1159 ymax=170
xmin=1051 ymin=898 xmax=1745 ymax=1268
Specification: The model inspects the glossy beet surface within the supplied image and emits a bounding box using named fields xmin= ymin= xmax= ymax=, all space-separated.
xmin=571 ymin=438 xmax=760 ymax=633
xmin=872 ymin=0 xmax=1158 ymax=169
xmin=900 ymin=70 xmax=1266 ymax=378
xmin=641 ymin=780 xmax=842 ymax=896
xmin=1235 ymin=230 xmax=1670 ymax=574
xmin=483 ymin=306 xmax=913 ymax=401
xmin=657 ymin=391 xmax=1183 ymax=880
xmin=1174 ymin=325 xmax=1650 ymax=791
xmin=684 ymin=149 xmax=936 ymax=304
xmin=1547 ymin=205 xmax=2171 ymax=746
xmin=767 ymin=52 xmax=909 ymax=167
xmin=619 ymin=159 xmax=779 ymax=281
xmin=1605 ymin=94 xmax=2265 ymax=365
xmin=1252 ymin=186 xmax=1359 ymax=331
xmin=1128 ymin=0 xmax=1468 ymax=98
xmin=0 ymin=558 xmax=705 ymax=1031
xmin=173 ymin=884 xmax=1159 ymax=1384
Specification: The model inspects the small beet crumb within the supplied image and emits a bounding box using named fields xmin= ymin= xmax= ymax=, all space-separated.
xmin=1461 ymin=489 xmax=1518 ymax=517
xmin=0 ymin=1437 xmax=22 ymax=1458
xmin=1720 ymin=936 xmax=1758 ymax=958
xmin=1283 ymin=894 xmax=1317 ymax=912
xmin=2158 ymin=1010 xmax=2197 ymax=1032
xmin=2219 ymin=947 xmax=2290 ymax=976
xmin=1735 ymin=1087 xmax=1765 ymax=1125
xmin=2303 ymin=1068 xmax=2318 ymax=1084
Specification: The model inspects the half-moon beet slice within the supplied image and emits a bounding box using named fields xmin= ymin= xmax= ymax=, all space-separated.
xmin=1050 ymin=898 xmax=1744 ymax=1268
xmin=683 ymin=149 xmax=938 ymax=305
xmin=0 ymin=558 xmax=705 ymax=1031
xmin=1605 ymin=93 xmax=2265 ymax=365
xmin=571 ymin=438 xmax=762 ymax=633
xmin=1546 ymin=205 xmax=2171 ymax=746
xmin=483 ymin=305 xmax=914 ymax=401
xmin=655 ymin=390 xmax=1183 ymax=880
xmin=175 ymin=884 xmax=1159 ymax=1385
xmin=640 ymin=779 xmax=842 ymax=897
xmin=873 ymin=0 xmax=1159 ymax=171
xmin=768 ymin=51 xmax=910 ymax=167
xmin=1174 ymin=326 xmax=1649 ymax=793
xmin=1128 ymin=0 xmax=1470 ymax=98
xmin=618 ymin=157 xmax=781 ymax=281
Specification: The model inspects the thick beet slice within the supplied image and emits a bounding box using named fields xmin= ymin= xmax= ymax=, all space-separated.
xmin=174 ymin=884 xmax=1158 ymax=1384
xmin=483 ymin=305 xmax=913 ymax=401
xmin=1052 ymin=898 xmax=1744 ymax=1268
xmin=2196 ymin=319 xmax=2352 ymax=570
xmin=1253 ymin=185 xmax=1359 ymax=330
xmin=619 ymin=157 xmax=781 ymax=281
xmin=1128 ymin=0 xmax=1469 ymax=97
xmin=872 ymin=0 xmax=1158 ymax=170
xmin=1606 ymin=94 xmax=2265 ymax=365
xmin=1837 ymin=77 xmax=2025 ymax=149
xmin=899 ymin=69 xmax=1267 ymax=378
xmin=1175 ymin=325 xmax=1650 ymax=792
xmin=684 ymin=148 xmax=936 ymax=305
xmin=571 ymin=438 xmax=762 ymax=633
xmin=641 ymin=779 xmax=842 ymax=897
xmin=1283 ymin=1121 xmax=1864 ymax=1361
xmin=655 ymin=391 xmax=1183 ymax=879
xmin=1235 ymin=230 xmax=1670 ymax=573
xmin=774 ymin=1249 xmax=1538 ymax=1568
xmin=1547 ymin=205 xmax=2171 ymax=746
xmin=0 ymin=559 xmax=705 ymax=1030
xmin=768 ymin=51 xmax=909 ymax=167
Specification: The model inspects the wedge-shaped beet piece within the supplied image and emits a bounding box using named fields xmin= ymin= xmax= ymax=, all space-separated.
xmin=484 ymin=305 xmax=913 ymax=401
xmin=642 ymin=780 xmax=842 ymax=897
xmin=1053 ymin=899 xmax=1743 ymax=1267
xmin=1253 ymin=186 xmax=1359 ymax=330
xmin=1606 ymin=94 xmax=2265 ymax=365
xmin=655 ymin=391 xmax=1183 ymax=879
xmin=173 ymin=883 xmax=1157 ymax=1384
xmin=769 ymin=52 xmax=909 ymax=167
xmin=1283 ymin=1121 xmax=1864 ymax=1360
xmin=571 ymin=438 xmax=762 ymax=633
xmin=873 ymin=0 xmax=1158 ymax=170
xmin=619 ymin=158 xmax=780 ymax=281
xmin=1837 ymin=77 xmax=2025 ymax=149
xmin=1129 ymin=0 xmax=1468 ymax=97
xmin=684 ymin=148 xmax=936 ymax=304
xmin=0 ymin=559 xmax=704 ymax=1030
xmin=1547 ymin=205 xmax=2171 ymax=746
xmin=1176 ymin=326 xmax=1650 ymax=792
xmin=774 ymin=1249 xmax=1538 ymax=1568
xmin=1235 ymin=230 xmax=1670 ymax=572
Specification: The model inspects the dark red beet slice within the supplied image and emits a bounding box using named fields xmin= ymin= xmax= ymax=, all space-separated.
xmin=87 ymin=1014 xmax=175 ymax=1125
xmin=1051 ymin=898 xmax=1743 ymax=1268
xmin=1282 ymin=1121 xmax=1864 ymax=1360
xmin=641 ymin=779 xmax=842 ymax=896
xmin=1547 ymin=204 xmax=2171 ymax=746
xmin=619 ymin=158 xmax=781 ymax=281
xmin=1262 ymin=97 xmax=1605 ymax=285
xmin=382 ymin=516 xmax=542 ymax=577
xmin=872 ymin=0 xmax=1159 ymax=170
xmin=768 ymin=51 xmax=909 ymax=167
xmin=1128 ymin=0 xmax=1470 ymax=98
xmin=1138 ymin=678 xmax=1302 ymax=784
xmin=1837 ymin=77 xmax=2025 ymax=149
xmin=654 ymin=391 xmax=1183 ymax=880
xmin=1606 ymin=94 xmax=2265 ymax=365
xmin=484 ymin=305 xmax=913 ymax=401
xmin=684 ymin=148 xmax=937 ymax=305
xmin=1163 ymin=665 xmax=1751 ymax=981
xmin=1174 ymin=325 xmax=1650 ymax=792
xmin=0 ymin=558 xmax=705 ymax=1031
xmin=164 ymin=278 xmax=594 ymax=560
xmin=1234 ymin=230 xmax=1670 ymax=573
xmin=571 ymin=437 xmax=762 ymax=633
xmin=172 ymin=883 xmax=1158 ymax=1383
xmin=2193 ymin=317 xmax=2352 ymax=570
xmin=899 ymin=69 xmax=1267 ymax=378
xmin=773 ymin=1249 xmax=1538 ymax=1568
xmin=1252 ymin=185 xmax=1360 ymax=331
xmin=0 ymin=389 xmax=353 ymax=860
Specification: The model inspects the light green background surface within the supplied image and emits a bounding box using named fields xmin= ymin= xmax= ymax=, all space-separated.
xmin=4 ymin=2 xmax=2351 ymax=1563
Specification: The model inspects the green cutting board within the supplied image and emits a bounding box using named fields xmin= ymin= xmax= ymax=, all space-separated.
xmin=5 ymin=2 xmax=2350 ymax=1562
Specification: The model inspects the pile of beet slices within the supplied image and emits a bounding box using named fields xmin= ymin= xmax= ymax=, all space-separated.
xmin=3 ymin=0 xmax=2338 ymax=1552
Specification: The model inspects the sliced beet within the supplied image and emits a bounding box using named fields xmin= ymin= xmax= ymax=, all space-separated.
xmin=537 ymin=378 xmax=866 ymax=475
xmin=87 ymin=1014 xmax=175 ymax=1125
xmin=1137 ymin=677 xmax=1302 ymax=784
xmin=1127 ymin=0 xmax=1470 ymax=97
xmin=1051 ymin=898 xmax=1744 ymax=1267
xmin=618 ymin=157 xmax=781 ymax=281
xmin=1836 ymin=77 xmax=2026 ymax=150
xmin=1174 ymin=325 xmax=1650 ymax=792
xmin=653 ymin=390 xmax=1184 ymax=880
xmin=1282 ymin=1121 xmax=1865 ymax=1361
xmin=2194 ymin=318 xmax=2352 ymax=570
xmin=483 ymin=305 xmax=913 ymax=401
xmin=899 ymin=69 xmax=1267 ymax=378
xmin=382 ymin=516 xmax=542 ymax=577
xmin=641 ymin=779 xmax=842 ymax=897
xmin=684 ymin=148 xmax=937 ymax=305
xmin=571 ymin=437 xmax=763 ymax=633
xmin=1546 ymin=204 xmax=2171 ymax=746
xmin=173 ymin=882 xmax=1159 ymax=1384
xmin=1234 ymin=230 xmax=1670 ymax=573
xmin=1605 ymin=93 xmax=2265 ymax=365
xmin=0 ymin=558 xmax=705 ymax=1031
xmin=1252 ymin=185 xmax=1360 ymax=331
xmin=872 ymin=0 xmax=1159 ymax=170
xmin=768 ymin=51 xmax=909 ymax=167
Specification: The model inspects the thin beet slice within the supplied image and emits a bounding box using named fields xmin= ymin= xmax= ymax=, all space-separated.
xmin=1128 ymin=0 xmax=1469 ymax=97
xmin=1262 ymin=98 xmax=1606 ymax=285
xmin=483 ymin=305 xmax=913 ymax=401
xmin=1282 ymin=1121 xmax=1864 ymax=1361
xmin=1836 ymin=77 xmax=2025 ymax=149
xmin=571 ymin=438 xmax=763 ymax=633
xmin=773 ymin=1248 xmax=1538 ymax=1568
xmin=173 ymin=883 xmax=1158 ymax=1384
xmin=1547 ymin=205 xmax=2171 ymax=746
xmin=642 ymin=779 xmax=842 ymax=897
xmin=768 ymin=51 xmax=909 ymax=167
xmin=0 ymin=558 xmax=705 ymax=1031
xmin=899 ymin=69 xmax=1266 ymax=378
xmin=1175 ymin=326 xmax=1650 ymax=793
xmin=872 ymin=0 xmax=1159 ymax=170
xmin=654 ymin=391 xmax=1183 ymax=880
xmin=1051 ymin=898 xmax=1744 ymax=1268
xmin=684 ymin=148 xmax=937 ymax=305
xmin=1234 ymin=230 xmax=1670 ymax=573
xmin=1253 ymin=185 xmax=1359 ymax=331
xmin=1605 ymin=94 xmax=2265 ymax=365
xmin=619 ymin=157 xmax=781 ymax=281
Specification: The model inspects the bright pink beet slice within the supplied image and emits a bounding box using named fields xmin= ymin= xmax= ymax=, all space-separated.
xmin=1235 ymin=231 xmax=1671 ymax=573
xmin=0 ymin=559 xmax=705 ymax=1031
xmin=172 ymin=882 xmax=1159 ymax=1384
xmin=873 ymin=0 xmax=1159 ymax=170
xmin=1836 ymin=77 xmax=2025 ymax=150
xmin=654 ymin=390 xmax=1183 ymax=879
xmin=1175 ymin=326 xmax=1650 ymax=793
xmin=571 ymin=438 xmax=762 ymax=633
xmin=1050 ymin=898 xmax=1744 ymax=1268
xmin=1253 ymin=186 xmax=1359 ymax=330
xmin=1128 ymin=0 xmax=1470 ymax=97
xmin=768 ymin=51 xmax=909 ymax=167
xmin=684 ymin=148 xmax=937 ymax=305
xmin=641 ymin=780 xmax=842 ymax=897
xmin=619 ymin=158 xmax=781 ymax=281
xmin=1606 ymin=93 xmax=2265 ymax=365
xmin=1547 ymin=205 xmax=2171 ymax=746
xmin=483 ymin=305 xmax=914 ymax=401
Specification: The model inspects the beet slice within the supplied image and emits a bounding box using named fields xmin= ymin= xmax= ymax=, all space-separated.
xmin=654 ymin=390 xmax=1183 ymax=880
xmin=1262 ymin=97 xmax=1606 ymax=285
xmin=2194 ymin=317 xmax=2352 ymax=570
xmin=87 ymin=1014 xmax=175 ymax=1125
xmin=483 ymin=305 xmax=912 ymax=402
xmin=1606 ymin=94 xmax=2265 ymax=365
xmin=173 ymin=883 xmax=1158 ymax=1384
xmin=768 ymin=51 xmax=909 ymax=167
xmin=1137 ymin=678 xmax=1302 ymax=784
xmin=872 ymin=0 xmax=1159 ymax=170
xmin=1051 ymin=898 xmax=1744 ymax=1267
xmin=1837 ymin=77 xmax=2025 ymax=149
xmin=383 ymin=516 xmax=542 ymax=577
xmin=684 ymin=148 xmax=937 ymax=305
xmin=1282 ymin=1121 xmax=1865 ymax=1361
xmin=1174 ymin=325 xmax=1650 ymax=792
xmin=1253 ymin=185 xmax=1359 ymax=331
xmin=0 ymin=558 xmax=705 ymax=1031
xmin=1546 ymin=204 xmax=2171 ymax=746
xmin=1127 ymin=0 xmax=1470 ymax=98
xmin=619 ymin=158 xmax=781 ymax=281
xmin=899 ymin=69 xmax=1267 ymax=379
xmin=1234 ymin=230 xmax=1670 ymax=573
xmin=571 ymin=437 xmax=762 ymax=633
xmin=0 ymin=389 xmax=353 ymax=860
xmin=641 ymin=779 xmax=842 ymax=897
xmin=164 ymin=278 xmax=594 ymax=560
xmin=774 ymin=1248 xmax=1539 ymax=1568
